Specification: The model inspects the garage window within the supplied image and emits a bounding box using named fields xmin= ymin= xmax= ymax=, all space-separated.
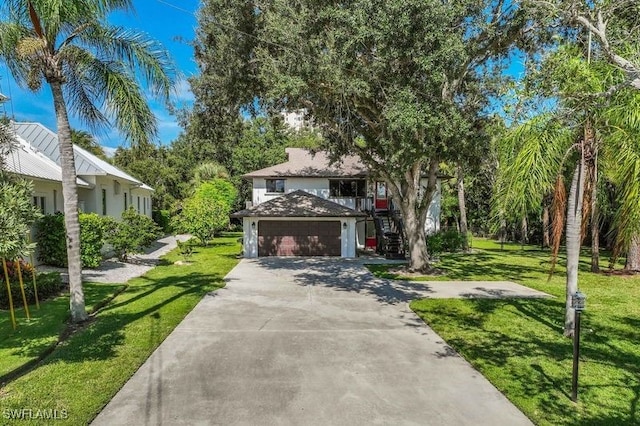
xmin=266 ymin=179 xmax=285 ymax=193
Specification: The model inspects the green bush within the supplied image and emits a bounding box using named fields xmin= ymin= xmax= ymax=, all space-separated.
xmin=35 ymin=213 xmax=109 ymax=268
xmin=79 ymin=213 xmax=108 ymax=268
xmin=152 ymin=209 xmax=172 ymax=233
xmin=0 ymin=260 xmax=63 ymax=309
xmin=35 ymin=213 xmax=67 ymax=267
xmin=172 ymin=180 xmax=236 ymax=245
xmin=427 ymin=229 xmax=466 ymax=255
xmin=105 ymin=208 xmax=161 ymax=261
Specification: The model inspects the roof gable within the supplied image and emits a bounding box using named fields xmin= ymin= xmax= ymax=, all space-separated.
xmin=243 ymin=148 xmax=368 ymax=178
xmin=231 ymin=190 xmax=367 ymax=218
xmin=12 ymin=122 xmax=152 ymax=188
xmin=3 ymin=134 xmax=91 ymax=187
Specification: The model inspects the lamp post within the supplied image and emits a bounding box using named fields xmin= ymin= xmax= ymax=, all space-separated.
xmin=571 ymin=290 xmax=586 ymax=402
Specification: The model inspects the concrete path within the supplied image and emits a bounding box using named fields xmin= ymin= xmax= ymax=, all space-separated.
xmin=93 ymin=258 xmax=539 ymax=426
xmin=40 ymin=235 xmax=190 ymax=284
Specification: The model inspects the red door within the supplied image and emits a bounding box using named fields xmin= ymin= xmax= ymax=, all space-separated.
xmin=375 ymin=181 xmax=388 ymax=210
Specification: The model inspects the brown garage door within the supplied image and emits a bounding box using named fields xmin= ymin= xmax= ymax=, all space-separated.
xmin=258 ymin=220 xmax=341 ymax=256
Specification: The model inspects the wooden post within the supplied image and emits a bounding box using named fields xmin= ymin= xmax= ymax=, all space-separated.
xmin=29 ymin=252 xmax=40 ymax=309
xmin=16 ymin=260 xmax=30 ymax=320
xmin=2 ymin=258 xmax=17 ymax=330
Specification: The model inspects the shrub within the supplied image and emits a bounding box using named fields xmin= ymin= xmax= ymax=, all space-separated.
xmin=172 ymin=197 xmax=228 ymax=246
xmin=0 ymin=260 xmax=63 ymax=309
xmin=152 ymin=209 xmax=172 ymax=233
xmin=427 ymin=229 xmax=467 ymax=255
xmin=173 ymin=180 xmax=236 ymax=246
xmin=105 ymin=208 xmax=161 ymax=261
xmin=35 ymin=213 xmax=109 ymax=268
xmin=79 ymin=213 xmax=108 ymax=268
xmin=35 ymin=213 xmax=67 ymax=267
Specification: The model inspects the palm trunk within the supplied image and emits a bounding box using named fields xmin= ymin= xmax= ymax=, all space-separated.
xmin=591 ymin=206 xmax=600 ymax=273
xmin=625 ymin=236 xmax=640 ymax=272
xmin=542 ymin=205 xmax=550 ymax=248
xmin=564 ymin=162 xmax=586 ymax=337
xmin=456 ymin=164 xmax=469 ymax=251
xmin=50 ymin=81 xmax=88 ymax=323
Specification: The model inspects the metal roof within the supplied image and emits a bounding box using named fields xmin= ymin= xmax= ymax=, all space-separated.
xmin=3 ymin=134 xmax=91 ymax=187
xmin=12 ymin=121 xmax=153 ymax=189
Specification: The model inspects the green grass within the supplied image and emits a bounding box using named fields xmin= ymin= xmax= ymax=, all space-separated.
xmin=0 ymin=282 xmax=124 ymax=380
xmin=0 ymin=234 xmax=240 ymax=425
xmin=401 ymin=238 xmax=640 ymax=425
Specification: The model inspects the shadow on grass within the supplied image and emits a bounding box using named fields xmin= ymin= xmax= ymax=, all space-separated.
xmin=412 ymin=296 xmax=640 ymax=425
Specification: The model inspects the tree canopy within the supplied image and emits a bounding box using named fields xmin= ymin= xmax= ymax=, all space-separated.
xmin=190 ymin=0 xmax=540 ymax=270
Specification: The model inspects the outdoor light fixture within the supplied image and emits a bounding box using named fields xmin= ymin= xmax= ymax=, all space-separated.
xmin=342 ymin=222 xmax=348 ymax=229
xmin=572 ymin=291 xmax=586 ymax=311
xmin=571 ymin=290 xmax=586 ymax=402
xmin=251 ymin=221 xmax=256 ymax=230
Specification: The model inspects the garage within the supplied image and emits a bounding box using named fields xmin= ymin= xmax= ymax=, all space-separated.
xmin=231 ymin=190 xmax=366 ymax=258
xmin=258 ymin=220 xmax=341 ymax=256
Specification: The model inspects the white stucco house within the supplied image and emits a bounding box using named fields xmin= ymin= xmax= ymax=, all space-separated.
xmin=231 ymin=148 xmax=441 ymax=259
xmin=11 ymin=121 xmax=153 ymax=219
xmin=3 ymin=131 xmax=92 ymax=215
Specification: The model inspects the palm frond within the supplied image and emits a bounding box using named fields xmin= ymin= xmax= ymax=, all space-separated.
xmin=78 ymin=23 xmax=176 ymax=101
xmin=549 ymin=174 xmax=567 ymax=279
xmin=493 ymin=114 xmax=572 ymax=222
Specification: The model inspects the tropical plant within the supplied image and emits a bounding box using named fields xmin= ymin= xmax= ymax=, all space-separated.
xmin=494 ymin=44 xmax=640 ymax=336
xmin=0 ymin=0 xmax=174 ymax=322
xmin=172 ymin=181 xmax=235 ymax=246
xmin=104 ymin=208 xmax=161 ymax=262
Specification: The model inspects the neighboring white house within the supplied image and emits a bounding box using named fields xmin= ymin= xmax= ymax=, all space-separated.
xmin=12 ymin=121 xmax=153 ymax=219
xmin=232 ymin=148 xmax=442 ymax=258
xmin=280 ymin=109 xmax=311 ymax=131
xmin=2 ymin=132 xmax=92 ymax=215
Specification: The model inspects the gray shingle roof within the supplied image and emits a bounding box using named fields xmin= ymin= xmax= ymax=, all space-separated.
xmin=231 ymin=190 xmax=367 ymax=218
xmin=12 ymin=122 xmax=152 ymax=188
xmin=242 ymin=148 xmax=369 ymax=178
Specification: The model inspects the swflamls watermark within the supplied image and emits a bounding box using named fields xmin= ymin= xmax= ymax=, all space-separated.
xmin=3 ymin=408 xmax=68 ymax=421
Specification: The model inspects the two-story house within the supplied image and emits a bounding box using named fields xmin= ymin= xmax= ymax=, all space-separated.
xmin=231 ymin=148 xmax=441 ymax=258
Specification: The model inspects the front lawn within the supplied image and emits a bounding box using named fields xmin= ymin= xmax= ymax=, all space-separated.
xmin=401 ymin=238 xmax=640 ymax=425
xmin=0 ymin=234 xmax=240 ymax=425
xmin=0 ymin=282 xmax=124 ymax=381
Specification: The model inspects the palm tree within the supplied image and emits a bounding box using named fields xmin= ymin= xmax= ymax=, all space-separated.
xmin=0 ymin=0 xmax=174 ymax=322
xmin=494 ymin=45 xmax=640 ymax=336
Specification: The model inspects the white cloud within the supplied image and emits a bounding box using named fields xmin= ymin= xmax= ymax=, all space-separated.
xmin=172 ymin=79 xmax=194 ymax=104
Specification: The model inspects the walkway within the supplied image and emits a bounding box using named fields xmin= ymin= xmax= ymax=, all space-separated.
xmin=40 ymin=235 xmax=190 ymax=284
xmin=93 ymin=258 xmax=542 ymax=425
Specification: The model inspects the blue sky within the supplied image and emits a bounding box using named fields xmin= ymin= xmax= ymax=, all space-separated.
xmin=0 ymin=0 xmax=200 ymax=149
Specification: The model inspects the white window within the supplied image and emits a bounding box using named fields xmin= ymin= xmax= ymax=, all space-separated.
xmin=33 ymin=196 xmax=46 ymax=213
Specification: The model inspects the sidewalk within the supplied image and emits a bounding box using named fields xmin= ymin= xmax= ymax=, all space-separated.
xmin=39 ymin=235 xmax=190 ymax=284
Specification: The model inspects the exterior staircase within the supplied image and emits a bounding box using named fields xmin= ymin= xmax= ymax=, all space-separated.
xmin=373 ymin=210 xmax=406 ymax=259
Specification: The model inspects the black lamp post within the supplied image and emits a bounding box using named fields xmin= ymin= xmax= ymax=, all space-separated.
xmin=571 ymin=290 xmax=586 ymax=402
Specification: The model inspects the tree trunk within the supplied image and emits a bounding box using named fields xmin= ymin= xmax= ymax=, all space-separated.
xmin=403 ymin=206 xmax=430 ymax=271
xmin=50 ymin=81 xmax=88 ymax=323
xmin=521 ymin=216 xmax=528 ymax=248
xmin=564 ymin=162 xmax=585 ymax=337
xmin=591 ymin=206 xmax=600 ymax=273
xmin=542 ymin=205 xmax=550 ymax=248
xmin=625 ymin=236 xmax=640 ymax=272
xmin=456 ymin=164 xmax=469 ymax=251
xmin=385 ymin=159 xmax=438 ymax=272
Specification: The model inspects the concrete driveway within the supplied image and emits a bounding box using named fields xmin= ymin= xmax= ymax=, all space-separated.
xmin=93 ymin=258 xmax=535 ymax=426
